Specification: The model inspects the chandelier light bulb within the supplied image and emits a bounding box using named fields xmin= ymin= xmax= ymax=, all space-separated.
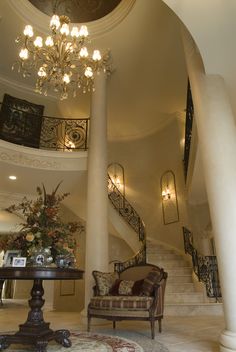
xmin=71 ymin=26 xmax=79 ymax=38
xmin=92 ymin=50 xmax=102 ymax=61
xmin=79 ymin=47 xmax=88 ymax=58
xmin=84 ymin=66 xmax=93 ymax=78
xmin=34 ymin=36 xmax=43 ymax=48
xmin=38 ymin=67 xmax=47 ymax=77
xmin=63 ymin=73 xmax=70 ymax=84
xmin=50 ymin=15 xmax=60 ymax=30
xmin=45 ymin=36 xmax=54 ymax=47
xmin=60 ymin=23 xmax=69 ymax=36
xmin=79 ymin=25 xmax=88 ymax=37
xmin=23 ymin=25 xmax=34 ymax=37
xmin=19 ymin=48 xmax=29 ymax=60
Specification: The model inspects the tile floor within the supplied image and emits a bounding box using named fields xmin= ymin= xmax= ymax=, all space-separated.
xmin=0 ymin=300 xmax=224 ymax=352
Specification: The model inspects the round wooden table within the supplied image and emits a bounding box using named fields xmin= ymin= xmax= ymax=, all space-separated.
xmin=0 ymin=267 xmax=84 ymax=352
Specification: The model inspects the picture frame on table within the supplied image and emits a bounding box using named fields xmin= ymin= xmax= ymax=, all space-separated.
xmin=3 ymin=250 xmax=21 ymax=267
xmin=12 ymin=257 xmax=27 ymax=268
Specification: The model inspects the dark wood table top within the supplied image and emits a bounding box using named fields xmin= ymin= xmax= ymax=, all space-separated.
xmin=0 ymin=267 xmax=84 ymax=280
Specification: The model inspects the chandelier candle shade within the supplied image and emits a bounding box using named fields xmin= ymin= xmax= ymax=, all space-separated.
xmin=13 ymin=15 xmax=111 ymax=99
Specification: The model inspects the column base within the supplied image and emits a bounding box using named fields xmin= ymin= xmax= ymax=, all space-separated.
xmin=220 ymin=330 xmax=236 ymax=351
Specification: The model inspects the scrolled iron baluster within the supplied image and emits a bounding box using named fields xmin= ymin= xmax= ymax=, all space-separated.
xmin=182 ymin=227 xmax=221 ymax=300
xmin=108 ymin=174 xmax=146 ymax=273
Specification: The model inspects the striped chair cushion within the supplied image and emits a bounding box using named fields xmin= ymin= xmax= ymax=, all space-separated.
xmin=90 ymin=295 xmax=153 ymax=310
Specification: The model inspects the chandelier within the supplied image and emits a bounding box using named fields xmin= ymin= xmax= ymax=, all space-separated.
xmin=13 ymin=15 xmax=111 ymax=100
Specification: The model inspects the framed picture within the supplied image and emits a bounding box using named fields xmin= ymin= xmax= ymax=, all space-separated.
xmin=3 ymin=250 xmax=21 ymax=267
xmin=12 ymin=257 xmax=26 ymax=267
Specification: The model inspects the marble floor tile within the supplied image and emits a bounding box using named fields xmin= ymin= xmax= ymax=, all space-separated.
xmin=0 ymin=300 xmax=225 ymax=352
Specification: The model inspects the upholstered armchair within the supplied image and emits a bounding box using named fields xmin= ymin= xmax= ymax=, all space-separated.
xmin=87 ymin=263 xmax=168 ymax=339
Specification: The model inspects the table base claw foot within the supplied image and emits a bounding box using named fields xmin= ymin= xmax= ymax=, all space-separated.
xmin=55 ymin=329 xmax=71 ymax=348
xmin=0 ymin=336 xmax=10 ymax=351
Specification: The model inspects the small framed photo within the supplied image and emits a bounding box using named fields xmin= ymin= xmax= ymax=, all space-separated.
xmin=3 ymin=250 xmax=21 ymax=267
xmin=12 ymin=257 xmax=27 ymax=267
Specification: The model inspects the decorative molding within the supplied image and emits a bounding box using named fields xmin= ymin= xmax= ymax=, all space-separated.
xmin=161 ymin=170 xmax=179 ymax=225
xmin=0 ymin=73 xmax=57 ymax=101
xmin=60 ymin=280 xmax=76 ymax=296
xmin=0 ymin=140 xmax=88 ymax=171
xmin=8 ymin=0 xmax=135 ymax=39
xmin=0 ymin=151 xmax=59 ymax=170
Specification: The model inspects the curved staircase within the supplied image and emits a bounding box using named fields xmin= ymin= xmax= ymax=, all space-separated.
xmin=146 ymin=241 xmax=223 ymax=316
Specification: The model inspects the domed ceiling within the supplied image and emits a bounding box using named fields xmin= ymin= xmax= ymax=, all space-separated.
xmin=28 ymin=0 xmax=122 ymax=22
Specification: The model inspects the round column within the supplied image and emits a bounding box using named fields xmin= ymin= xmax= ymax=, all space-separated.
xmin=182 ymin=27 xmax=236 ymax=352
xmin=84 ymin=71 xmax=109 ymax=310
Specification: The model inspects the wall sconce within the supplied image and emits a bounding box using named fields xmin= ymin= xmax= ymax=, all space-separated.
xmin=108 ymin=162 xmax=125 ymax=198
xmin=162 ymin=187 xmax=171 ymax=201
xmin=160 ymin=170 xmax=179 ymax=225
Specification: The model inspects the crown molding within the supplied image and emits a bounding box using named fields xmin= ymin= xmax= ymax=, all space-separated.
xmin=8 ymin=0 xmax=135 ymax=38
xmin=0 ymin=73 xmax=57 ymax=101
xmin=0 ymin=139 xmax=88 ymax=171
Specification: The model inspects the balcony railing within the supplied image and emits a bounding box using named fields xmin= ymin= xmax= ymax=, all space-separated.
xmin=0 ymin=102 xmax=89 ymax=151
xmin=183 ymin=81 xmax=194 ymax=179
xmin=183 ymin=226 xmax=221 ymax=301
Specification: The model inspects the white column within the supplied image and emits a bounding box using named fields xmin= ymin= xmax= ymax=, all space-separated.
xmin=84 ymin=71 xmax=109 ymax=310
xmin=182 ymin=27 xmax=236 ymax=352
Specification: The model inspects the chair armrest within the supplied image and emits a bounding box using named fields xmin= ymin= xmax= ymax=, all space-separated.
xmin=92 ymin=285 xmax=99 ymax=296
xmin=150 ymin=276 xmax=167 ymax=316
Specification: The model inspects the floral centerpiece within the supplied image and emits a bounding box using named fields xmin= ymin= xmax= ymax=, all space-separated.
xmin=0 ymin=182 xmax=83 ymax=267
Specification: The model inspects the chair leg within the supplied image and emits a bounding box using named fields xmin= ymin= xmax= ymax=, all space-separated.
xmin=87 ymin=314 xmax=91 ymax=332
xmin=113 ymin=320 xmax=116 ymax=329
xmin=150 ymin=319 xmax=155 ymax=339
xmin=158 ymin=319 xmax=162 ymax=333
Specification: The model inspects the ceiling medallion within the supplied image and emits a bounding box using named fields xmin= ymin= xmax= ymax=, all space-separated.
xmin=29 ymin=0 xmax=122 ymax=23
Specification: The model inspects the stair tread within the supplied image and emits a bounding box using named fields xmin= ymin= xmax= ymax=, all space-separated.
xmin=165 ymin=302 xmax=222 ymax=306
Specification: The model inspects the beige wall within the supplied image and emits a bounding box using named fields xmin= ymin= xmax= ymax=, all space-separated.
xmin=53 ymin=205 xmax=85 ymax=312
xmin=188 ymin=202 xmax=211 ymax=254
xmin=108 ymin=117 xmax=189 ymax=252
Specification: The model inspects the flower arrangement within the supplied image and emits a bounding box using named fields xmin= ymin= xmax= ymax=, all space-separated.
xmin=0 ymin=182 xmax=83 ymax=264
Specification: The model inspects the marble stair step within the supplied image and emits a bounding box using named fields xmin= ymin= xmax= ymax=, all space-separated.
xmin=166 ymin=267 xmax=192 ymax=275
xmin=150 ymin=260 xmax=189 ymax=269
xmin=147 ymin=253 xmax=182 ymax=260
xmin=165 ymin=302 xmax=223 ymax=316
xmin=146 ymin=248 xmax=175 ymax=255
xmin=166 ymin=283 xmax=195 ymax=293
xmin=165 ymin=292 xmax=205 ymax=304
xmin=167 ymin=275 xmax=193 ymax=283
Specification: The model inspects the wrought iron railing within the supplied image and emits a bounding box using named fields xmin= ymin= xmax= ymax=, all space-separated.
xmin=108 ymin=174 xmax=146 ymax=272
xmin=183 ymin=81 xmax=194 ymax=179
xmin=0 ymin=102 xmax=89 ymax=151
xmin=114 ymin=244 xmax=146 ymax=273
xmin=183 ymin=226 xmax=221 ymax=301
xmin=108 ymin=175 xmax=146 ymax=242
